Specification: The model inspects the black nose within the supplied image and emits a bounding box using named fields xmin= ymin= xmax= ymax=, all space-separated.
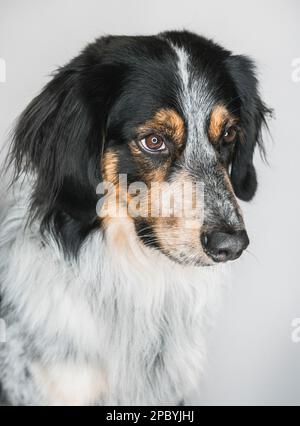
xmin=201 ymin=229 xmax=249 ymax=262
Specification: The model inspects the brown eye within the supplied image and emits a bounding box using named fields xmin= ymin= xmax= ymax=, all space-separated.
xmin=223 ymin=125 xmax=237 ymax=143
xmin=140 ymin=134 xmax=167 ymax=153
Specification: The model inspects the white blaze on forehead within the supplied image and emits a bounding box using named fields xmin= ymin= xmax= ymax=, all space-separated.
xmin=170 ymin=44 xmax=216 ymax=161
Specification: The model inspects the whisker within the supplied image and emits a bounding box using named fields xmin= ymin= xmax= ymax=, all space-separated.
xmin=244 ymin=248 xmax=260 ymax=264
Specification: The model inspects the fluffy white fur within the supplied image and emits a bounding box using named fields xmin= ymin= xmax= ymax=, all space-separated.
xmin=0 ymin=177 xmax=226 ymax=405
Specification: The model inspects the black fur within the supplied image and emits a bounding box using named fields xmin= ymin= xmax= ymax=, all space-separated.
xmin=225 ymin=55 xmax=271 ymax=201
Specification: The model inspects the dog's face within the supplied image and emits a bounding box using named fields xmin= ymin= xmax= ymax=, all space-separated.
xmin=102 ymin=101 xmax=244 ymax=266
xmin=12 ymin=31 xmax=270 ymax=265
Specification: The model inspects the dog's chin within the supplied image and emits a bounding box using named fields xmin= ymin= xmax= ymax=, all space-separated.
xmin=166 ymin=254 xmax=215 ymax=268
xmin=145 ymin=245 xmax=215 ymax=268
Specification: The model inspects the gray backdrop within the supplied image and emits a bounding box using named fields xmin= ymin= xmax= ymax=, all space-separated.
xmin=0 ymin=0 xmax=299 ymax=405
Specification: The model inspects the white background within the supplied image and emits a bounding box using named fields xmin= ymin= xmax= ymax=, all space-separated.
xmin=0 ymin=0 xmax=299 ymax=405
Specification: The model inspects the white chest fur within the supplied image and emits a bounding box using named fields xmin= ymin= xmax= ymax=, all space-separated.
xmin=1 ymin=201 xmax=225 ymax=405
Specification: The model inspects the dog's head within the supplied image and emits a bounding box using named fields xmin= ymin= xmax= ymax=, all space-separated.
xmin=11 ymin=31 xmax=270 ymax=265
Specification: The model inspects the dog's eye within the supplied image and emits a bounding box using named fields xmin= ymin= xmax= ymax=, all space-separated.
xmin=223 ymin=125 xmax=237 ymax=143
xmin=139 ymin=134 xmax=167 ymax=153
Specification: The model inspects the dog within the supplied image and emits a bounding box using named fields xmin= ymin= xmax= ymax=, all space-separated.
xmin=0 ymin=30 xmax=270 ymax=405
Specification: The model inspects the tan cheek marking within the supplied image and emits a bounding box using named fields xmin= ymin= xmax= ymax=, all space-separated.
xmin=102 ymin=150 xmax=119 ymax=184
xmin=104 ymin=217 xmax=138 ymax=257
xmin=151 ymin=170 xmax=212 ymax=264
xmin=146 ymin=161 xmax=171 ymax=183
xmin=101 ymin=150 xmax=125 ymax=223
xmin=128 ymin=140 xmax=172 ymax=184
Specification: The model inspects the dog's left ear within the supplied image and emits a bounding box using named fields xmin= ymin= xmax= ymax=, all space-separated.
xmin=225 ymin=55 xmax=271 ymax=201
xmin=8 ymin=41 xmax=122 ymax=255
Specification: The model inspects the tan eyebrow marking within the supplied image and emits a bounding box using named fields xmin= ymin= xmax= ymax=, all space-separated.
xmin=208 ymin=104 xmax=238 ymax=143
xmin=137 ymin=108 xmax=185 ymax=149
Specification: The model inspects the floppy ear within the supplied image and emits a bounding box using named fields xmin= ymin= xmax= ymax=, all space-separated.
xmin=9 ymin=46 xmax=120 ymax=254
xmin=225 ymin=55 xmax=271 ymax=201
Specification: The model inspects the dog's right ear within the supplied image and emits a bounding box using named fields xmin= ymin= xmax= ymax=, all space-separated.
xmin=8 ymin=40 xmax=122 ymax=253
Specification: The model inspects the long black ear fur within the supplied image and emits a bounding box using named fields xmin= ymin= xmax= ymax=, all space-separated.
xmin=8 ymin=39 xmax=120 ymax=255
xmin=226 ymin=55 xmax=272 ymax=201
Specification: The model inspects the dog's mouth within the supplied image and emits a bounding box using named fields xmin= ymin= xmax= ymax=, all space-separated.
xmin=164 ymin=251 xmax=215 ymax=267
xmin=134 ymin=221 xmax=207 ymax=267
